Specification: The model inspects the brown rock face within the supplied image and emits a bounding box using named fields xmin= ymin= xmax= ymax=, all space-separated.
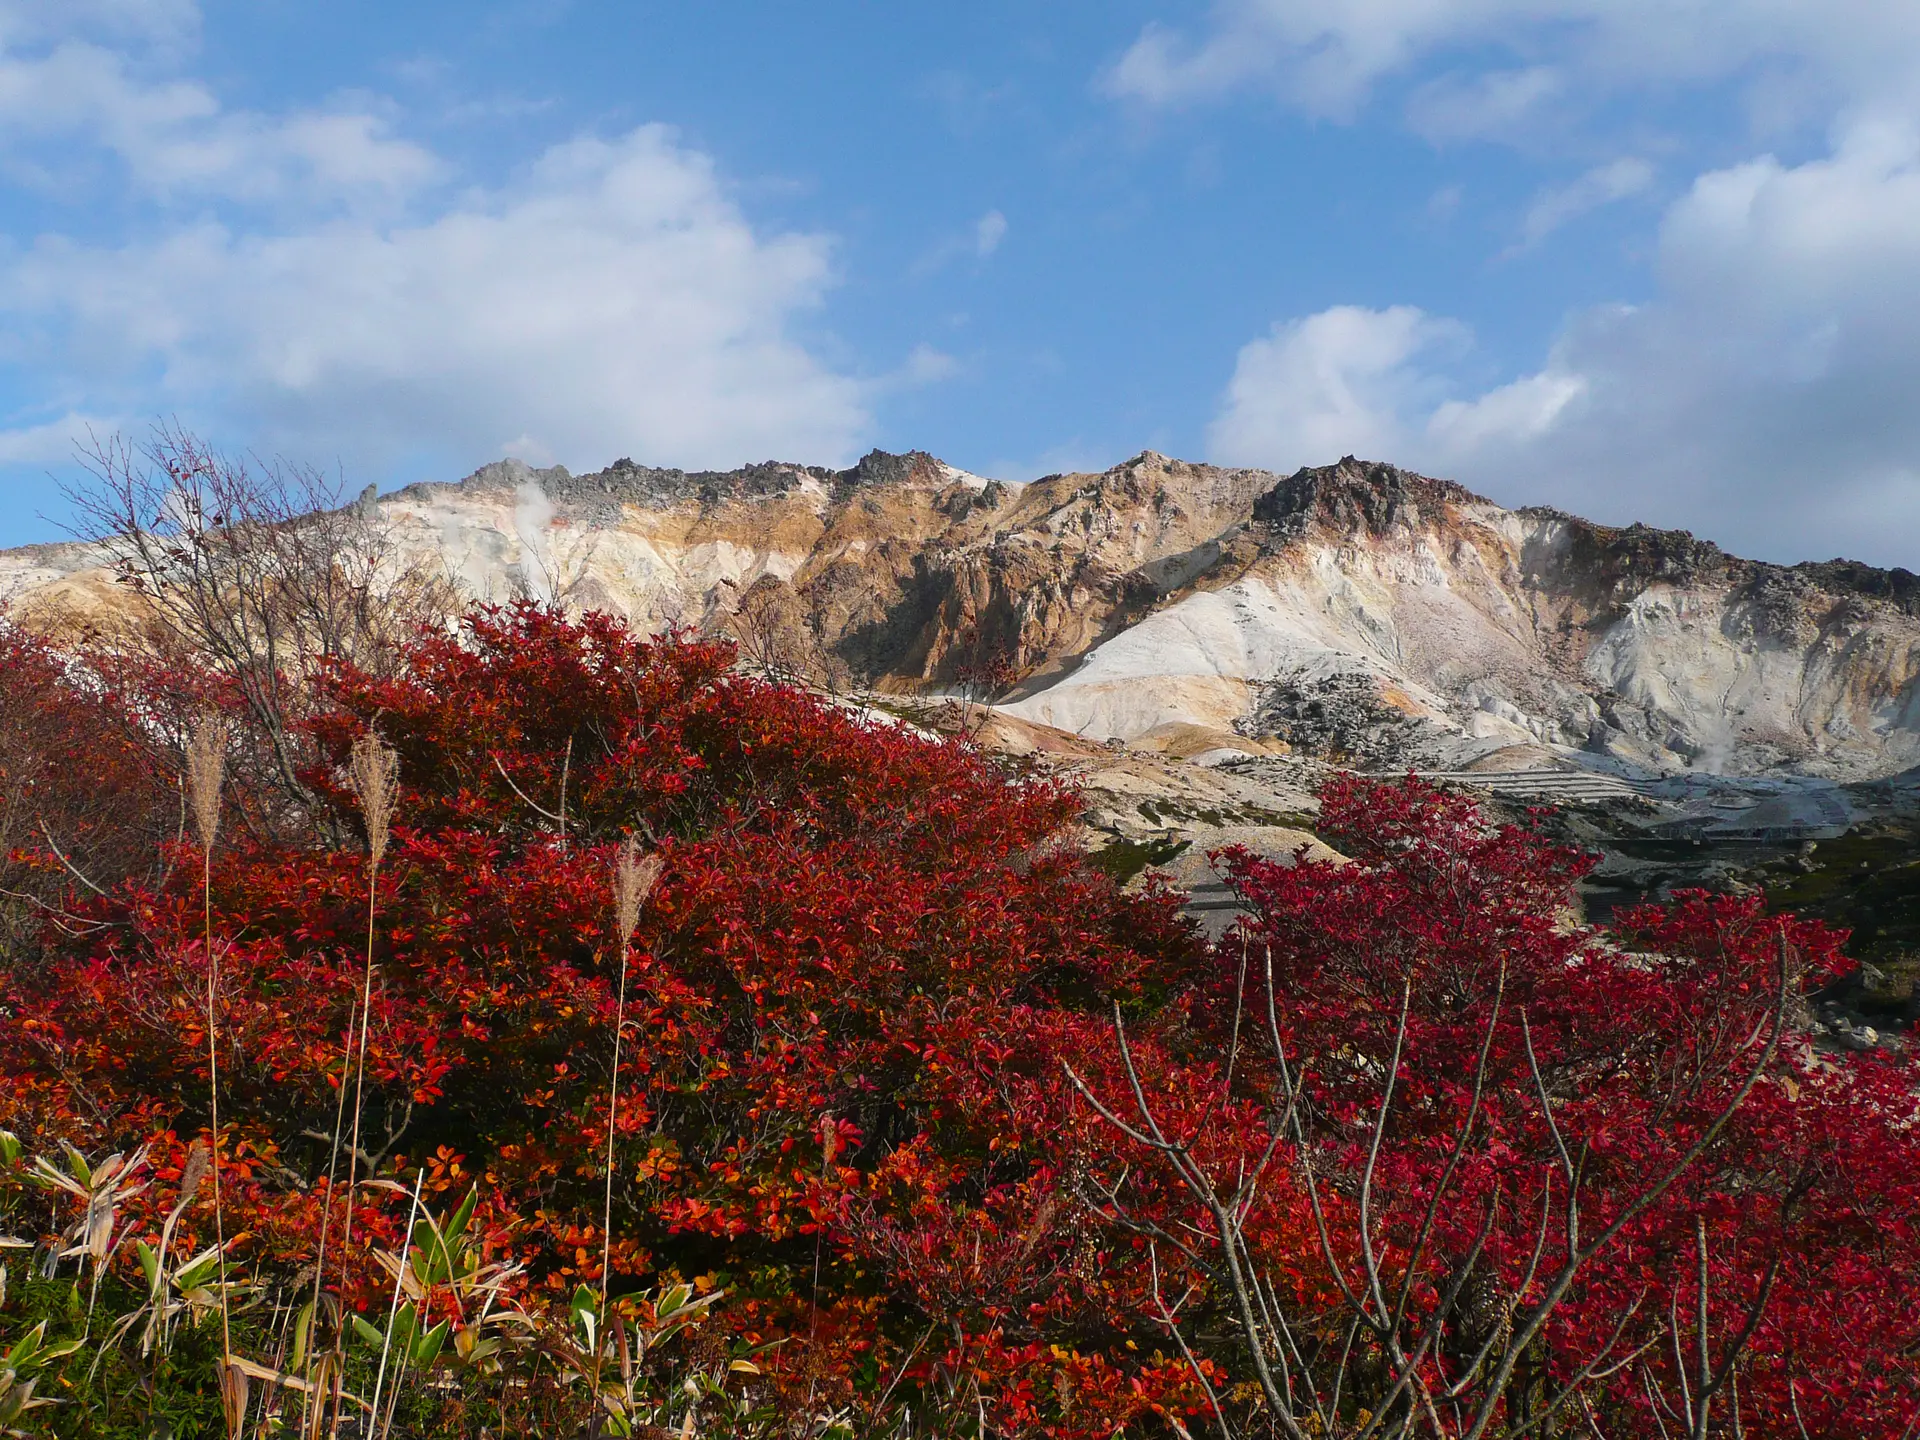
xmin=7 ymin=449 xmax=1920 ymax=779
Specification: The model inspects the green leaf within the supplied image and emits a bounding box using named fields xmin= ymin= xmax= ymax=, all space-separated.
xmin=391 ymin=1302 xmax=420 ymax=1354
xmin=447 ymin=1187 xmax=479 ymax=1244
xmin=58 ymin=1141 xmax=91 ymax=1187
xmin=350 ymin=1314 xmax=386 ymax=1349
xmin=4 ymin=1320 xmax=48 ymax=1366
xmin=412 ymin=1318 xmax=451 ymax=1367
xmin=289 ymin=1300 xmax=315 ymax=1372
xmin=174 ymin=1247 xmax=225 ymax=1291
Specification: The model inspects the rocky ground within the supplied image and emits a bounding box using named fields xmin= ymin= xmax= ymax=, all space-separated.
xmin=917 ymin=695 xmax=1920 ymax=1049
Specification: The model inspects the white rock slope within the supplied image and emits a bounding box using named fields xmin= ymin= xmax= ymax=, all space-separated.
xmin=6 ymin=450 xmax=1919 ymax=782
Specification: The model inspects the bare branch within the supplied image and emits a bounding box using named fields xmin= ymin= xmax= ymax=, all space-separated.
xmin=36 ymin=819 xmax=110 ymax=898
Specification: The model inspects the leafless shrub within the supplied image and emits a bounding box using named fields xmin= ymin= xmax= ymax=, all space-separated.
xmin=0 ymin=620 xmax=178 ymax=960
xmin=1068 ymin=943 xmax=1793 ymax=1440
xmin=63 ymin=424 xmax=458 ymax=836
xmin=724 ymin=576 xmax=850 ymax=694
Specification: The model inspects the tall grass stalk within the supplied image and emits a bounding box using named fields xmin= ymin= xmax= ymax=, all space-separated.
xmin=341 ymin=733 xmax=398 ymax=1258
xmin=186 ymin=715 xmax=233 ymax=1374
xmin=367 ymin=1167 xmax=425 ymax=1439
xmin=316 ymin=732 xmax=397 ymax=1440
xmin=299 ymin=990 xmax=356 ymax=1431
xmin=602 ymin=840 xmax=662 ymax=1312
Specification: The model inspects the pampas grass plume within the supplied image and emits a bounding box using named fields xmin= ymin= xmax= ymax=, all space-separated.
xmin=186 ymin=715 xmax=228 ymax=851
xmin=613 ymin=839 xmax=662 ymax=952
xmin=349 ymin=732 xmax=399 ymax=867
xmin=176 ymin=1138 xmax=211 ymax=1208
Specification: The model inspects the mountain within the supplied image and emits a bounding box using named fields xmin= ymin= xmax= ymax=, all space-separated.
xmin=11 ymin=447 xmax=1920 ymax=1031
xmin=1001 ymin=454 xmax=1920 ymax=782
xmin=8 ymin=448 xmax=1920 ymax=783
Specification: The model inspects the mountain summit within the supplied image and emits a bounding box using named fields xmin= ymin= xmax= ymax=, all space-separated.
xmin=7 ymin=449 xmax=1919 ymax=782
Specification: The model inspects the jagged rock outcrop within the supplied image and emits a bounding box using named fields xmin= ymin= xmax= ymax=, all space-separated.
xmin=1003 ymin=456 xmax=1920 ymax=778
xmin=7 ymin=449 xmax=1920 ymax=781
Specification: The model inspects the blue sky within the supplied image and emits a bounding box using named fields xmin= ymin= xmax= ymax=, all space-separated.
xmin=4 ymin=2 xmax=1920 ymax=567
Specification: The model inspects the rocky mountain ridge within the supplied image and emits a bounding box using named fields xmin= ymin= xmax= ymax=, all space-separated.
xmin=9 ymin=446 xmax=1920 ymax=1031
xmin=8 ymin=448 xmax=1920 ymax=786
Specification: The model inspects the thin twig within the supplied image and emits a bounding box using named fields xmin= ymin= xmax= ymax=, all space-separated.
xmin=35 ymin=819 xmax=109 ymax=897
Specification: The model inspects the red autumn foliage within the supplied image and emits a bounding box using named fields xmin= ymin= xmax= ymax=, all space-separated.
xmin=2 ymin=603 xmax=1207 ymax=1433
xmin=1068 ymin=774 xmax=1920 ymax=1435
xmin=0 ymin=622 xmax=178 ymax=939
xmin=2 ymin=604 xmax=1917 ymax=1436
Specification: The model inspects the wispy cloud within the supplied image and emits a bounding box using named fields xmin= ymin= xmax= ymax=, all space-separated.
xmin=975 ymin=209 xmax=1008 ymax=257
xmin=0 ymin=23 xmax=439 ymax=209
xmin=1106 ymin=1 xmax=1920 ymax=137
xmin=0 ymin=0 xmax=199 ymax=49
xmin=0 ymin=410 xmax=120 ymax=464
xmin=1512 ymin=157 xmax=1655 ymax=251
xmin=912 ymin=208 xmax=1011 ymax=275
xmin=1406 ymin=66 xmax=1563 ymax=145
xmin=897 ymin=343 xmax=960 ymax=387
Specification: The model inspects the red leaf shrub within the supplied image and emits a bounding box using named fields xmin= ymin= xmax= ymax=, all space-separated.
xmin=1069 ymin=774 xmax=1920 ymax=1435
xmin=4 ymin=611 xmax=1918 ymax=1436
xmin=1 ymin=603 xmax=1207 ymax=1434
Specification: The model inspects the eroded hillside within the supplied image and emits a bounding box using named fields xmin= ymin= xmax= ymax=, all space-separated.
xmin=10 ymin=448 xmax=1920 ymax=783
xmin=10 ymin=445 xmax=1920 ymax=1033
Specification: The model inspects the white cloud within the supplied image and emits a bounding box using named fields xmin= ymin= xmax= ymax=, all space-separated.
xmin=1207 ymin=305 xmax=1467 ymax=469
xmin=0 ymin=40 xmax=440 ymax=206
xmin=0 ymin=410 xmax=119 ymax=463
xmin=1132 ymin=1 xmax=1920 ymax=565
xmin=0 ymin=0 xmax=880 ymax=483
xmin=0 ymin=124 xmax=870 ymax=473
xmin=1515 ymin=157 xmax=1655 ymax=249
xmin=975 ymin=209 xmax=1008 ymax=257
xmin=1207 ymin=118 xmax=1920 ymax=567
xmin=1406 ymin=66 xmax=1564 ymax=145
xmin=1106 ymin=1 xmax=1920 ymax=129
xmin=1427 ymin=366 xmax=1586 ymax=448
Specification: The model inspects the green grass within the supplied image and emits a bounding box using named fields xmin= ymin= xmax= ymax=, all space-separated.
xmin=1087 ymin=836 xmax=1191 ymax=885
xmin=3 ymin=1266 xmax=232 ymax=1439
xmin=1762 ymin=822 xmax=1920 ymax=1000
xmin=0 ymin=1260 xmax=505 ymax=1440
